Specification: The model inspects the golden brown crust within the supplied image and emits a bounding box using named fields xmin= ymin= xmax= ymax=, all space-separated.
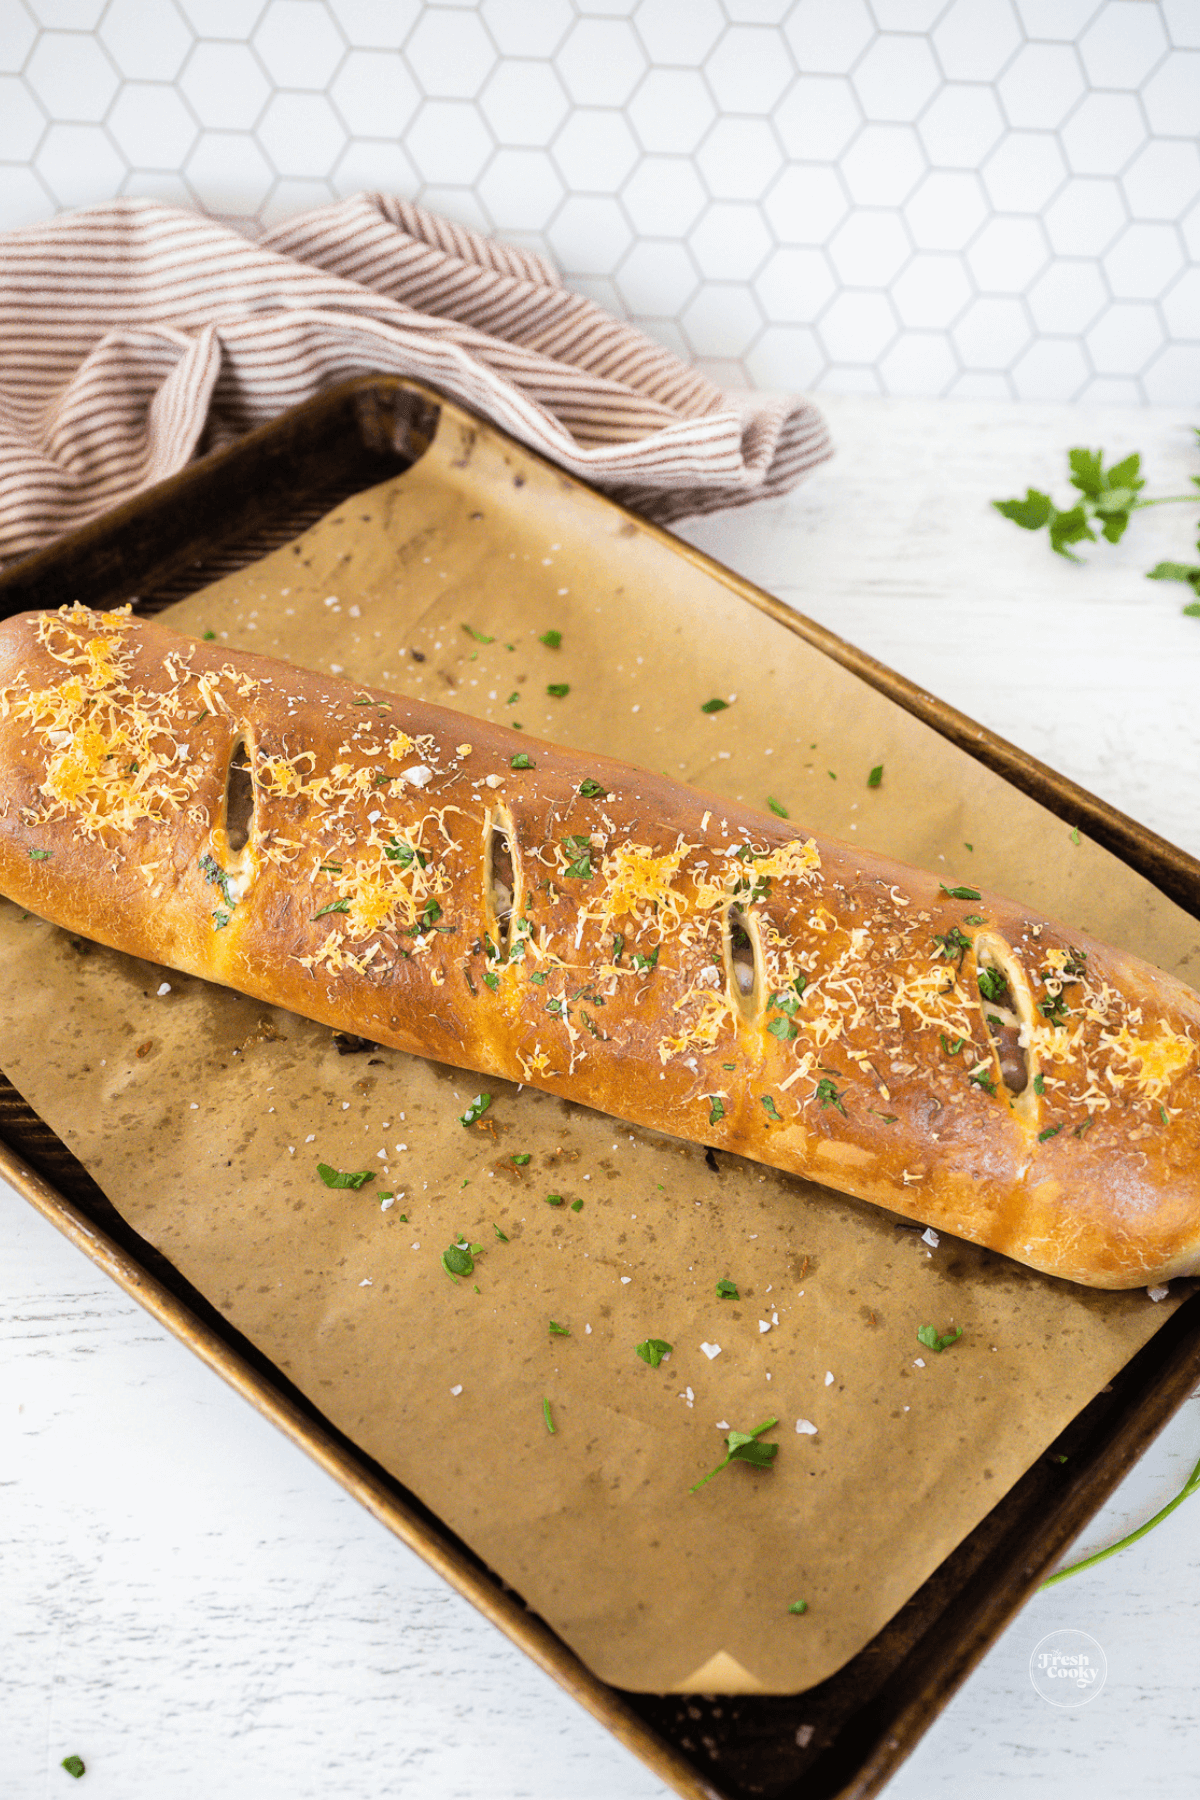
xmin=1 ymin=603 xmax=1198 ymax=1289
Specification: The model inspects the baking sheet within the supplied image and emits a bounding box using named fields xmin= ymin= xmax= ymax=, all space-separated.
xmin=1 ymin=400 xmax=1196 ymax=1696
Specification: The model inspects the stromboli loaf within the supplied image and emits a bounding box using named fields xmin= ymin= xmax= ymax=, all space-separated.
xmin=0 ymin=604 xmax=1197 ymax=1290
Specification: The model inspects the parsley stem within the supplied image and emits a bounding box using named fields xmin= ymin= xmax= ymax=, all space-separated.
xmin=1130 ymin=495 xmax=1198 ymax=508
xmin=1040 ymin=1448 xmax=1200 ymax=1590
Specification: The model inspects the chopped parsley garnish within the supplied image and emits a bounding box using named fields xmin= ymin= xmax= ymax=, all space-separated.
xmin=571 ymin=1198 xmax=583 ymax=1212
xmin=940 ymin=1033 xmax=967 ymax=1057
xmin=1033 ymin=1073 xmax=1045 ymax=1095
xmin=788 ymin=1600 xmax=808 ymax=1616
xmin=917 ymin=1323 xmax=963 ymax=1353
xmin=969 ymin=1070 xmax=997 ymax=1095
xmin=940 ymin=884 xmax=981 ymax=901
xmin=545 ymin=1192 xmax=565 ymax=1207
xmin=708 ymin=1096 xmax=726 ymax=1125
xmin=547 ymin=682 xmax=570 ymax=698
xmin=964 ymin=913 xmax=986 ymax=925
xmin=530 ymin=969 xmax=547 ymax=985
xmin=463 ymin=623 xmax=495 ymax=643
xmin=977 ymin=966 xmax=1009 ymax=1002
xmin=511 ymin=1152 xmax=531 ymax=1166
xmin=459 ymin=1092 xmax=492 ymax=1127
xmin=483 ymin=970 xmax=499 ymax=991
xmin=494 ymin=1224 xmax=509 ymax=1241
xmin=543 ymin=1396 xmax=556 ymax=1434
xmin=198 ymin=852 xmax=235 ymax=911
xmin=549 ymin=1320 xmax=570 ymax=1336
xmin=578 ymin=779 xmax=607 ymax=798
xmin=767 ymin=1015 xmax=798 ymax=1041
xmin=701 ymin=697 xmax=729 ymax=713
xmin=690 ymin=1417 xmax=779 ymax=1492
xmin=420 ymin=898 xmax=443 ymax=928
xmin=636 ymin=1338 xmax=672 ymax=1367
xmin=1038 ymin=1125 xmax=1062 ymax=1141
xmin=202 ymin=630 xmax=216 ymax=641
xmin=27 ymin=847 xmax=51 ymax=859
xmin=767 ymin=795 xmax=789 ymax=818
xmin=384 ymin=839 xmax=426 ymax=867
xmin=313 ymin=898 xmax=350 ymax=918
xmin=539 ymin=629 xmax=562 ymax=649
xmin=716 ymin=1278 xmax=739 ymax=1299
xmin=631 ymin=946 xmax=659 ymax=971
xmin=814 ymin=1076 xmax=847 ymax=1114
xmin=1074 ymin=1117 xmax=1094 ymax=1137
xmin=761 ymin=1095 xmax=782 ymax=1122
xmin=1038 ymin=993 xmax=1070 ymax=1025
xmin=611 ymin=932 xmax=625 ymax=962
xmin=867 ymin=764 xmax=883 ymax=788
xmin=933 ymin=925 xmax=972 ymax=961
xmin=442 ymin=1240 xmax=477 ymax=1279
xmin=61 ymin=1758 xmax=85 ymax=1780
xmin=317 ymin=1163 xmax=374 ymax=1190
xmin=212 ymin=907 xmax=231 ymax=930
xmin=511 ymin=753 xmax=533 ymax=769
xmin=563 ymin=849 xmax=593 ymax=879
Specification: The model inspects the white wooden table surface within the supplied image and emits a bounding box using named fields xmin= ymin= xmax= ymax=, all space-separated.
xmin=4 ymin=395 xmax=1200 ymax=1800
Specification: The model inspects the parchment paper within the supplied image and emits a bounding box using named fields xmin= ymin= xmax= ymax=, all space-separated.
xmin=3 ymin=401 xmax=1197 ymax=1694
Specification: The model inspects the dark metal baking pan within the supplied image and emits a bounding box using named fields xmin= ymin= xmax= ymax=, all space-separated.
xmin=2 ymin=374 xmax=1198 ymax=1800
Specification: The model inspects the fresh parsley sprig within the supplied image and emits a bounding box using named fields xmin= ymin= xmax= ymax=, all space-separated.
xmin=994 ymin=434 xmax=1200 ymax=613
xmin=1042 ymin=1439 xmax=1200 ymax=1590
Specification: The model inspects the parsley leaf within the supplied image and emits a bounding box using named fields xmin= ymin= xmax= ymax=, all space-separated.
xmin=788 ymin=1600 xmax=808 ymax=1616
xmin=539 ymin=629 xmax=562 ymax=649
xmin=462 ymin=623 xmax=495 ymax=643
xmin=313 ymin=898 xmax=350 ymax=918
xmin=459 ymin=1092 xmax=492 ymax=1127
xmin=708 ymin=1096 xmax=726 ymax=1125
xmin=814 ymin=1076 xmax=846 ymax=1114
xmin=939 ymin=884 xmax=981 ymax=901
xmin=317 ymin=1163 xmax=374 ymax=1190
xmin=547 ymin=682 xmax=570 ymax=698
xmin=867 ymin=764 xmax=883 ymax=787
xmin=545 ymin=1192 xmax=565 ymax=1207
xmin=767 ymin=1015 xmax=798 ymax=1041
xmin=511 ymin=1152 xmax=531 ymax=1166
xmin=761 ymin=1095 xmax=782 ymax=1122
xmin=27 ymin=847 xmax=51 ymax=860
xmin=690 ymin=1417 xmax=779 ymax=1492
xmin=549 ymin=1320 xmax=570 ymax=1336
xmin=917 ymin=1323 xmax=963 ymax=1353
xmin=543 ymin=1396 xmax=556 ymax=1434
xmin=767 ymin=795 xmax=789 ymax=818
xmin=61 ymin=1758 xmax=85 ymax=1780
xmin=716 ymin=1278 xmax=739 ymax=1299
xmin=442 ymin=1240 xmax=475 ymax=1278
xmin=578 ymin=778 xmax=607 ymax=798
xmin=511 ymin=753 xmax=534 ymax=769
xmin=636 ymin=1338 xmax=672 ymax=1367
xmin=701 ymin=697 xmax=730 ymax=713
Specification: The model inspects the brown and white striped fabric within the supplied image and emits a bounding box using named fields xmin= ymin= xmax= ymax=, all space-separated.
xmin=0 ymin=193 xmax=832 ymax=569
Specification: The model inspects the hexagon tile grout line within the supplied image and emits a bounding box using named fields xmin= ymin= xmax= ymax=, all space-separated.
xmin=0 ymin=0 xmax=1195 ymax=404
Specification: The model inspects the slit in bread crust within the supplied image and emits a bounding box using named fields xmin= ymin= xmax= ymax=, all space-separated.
xmin=725 ymin=901 xmax=763 ymax=1021
xmin=484 ymin=805 xmax=521 ymax=952
xmin=974 ymin=930 xmax=1040 ymax=1126
xmin=225 ymin=738 xmax=254 ymax=853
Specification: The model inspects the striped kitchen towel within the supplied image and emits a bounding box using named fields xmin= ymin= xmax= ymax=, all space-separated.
xmin=0 ymin=192 xmax=832 ymax=570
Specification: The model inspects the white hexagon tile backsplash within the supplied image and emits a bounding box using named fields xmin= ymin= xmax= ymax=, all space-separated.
xmin=0 ymin=0 xmax=1197 ymax=403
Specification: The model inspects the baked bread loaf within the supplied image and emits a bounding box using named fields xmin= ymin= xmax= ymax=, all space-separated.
xmin=1 ymin=603 xmax=1197 ymax=1290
